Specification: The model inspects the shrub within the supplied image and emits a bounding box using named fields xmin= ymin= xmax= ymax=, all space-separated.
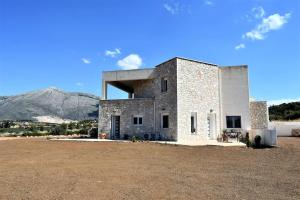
xmin=245 ymin=132 xmax=251 ymax=147
xmin=79 ymin=129 xmax=88 ymax=135
xmin=22 ymin=132 xmax=45 ymax=137
xmin=50 ymin=126 xmax=65 ymax=135
xmin=131 ymin=136 xmax=137 ymax=142
xmin=254 ymin=135 xmax=262 ymax=148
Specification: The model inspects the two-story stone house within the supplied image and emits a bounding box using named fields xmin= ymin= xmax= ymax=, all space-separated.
xmin=98 ymin=57 xmax=269 ymax=144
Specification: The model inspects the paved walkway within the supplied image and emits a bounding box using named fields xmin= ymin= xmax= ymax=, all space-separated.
xmin=51 ymin=138 xmax=246 ymax=147
xmin=153 ymin=140 xmax=246 ymax=147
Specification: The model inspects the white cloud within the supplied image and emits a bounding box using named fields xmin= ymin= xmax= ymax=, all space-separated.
xmin=81 ymin=58 xmax=91 ymax=64
xmin=117 ymin=54 xmax=143 ymax=70
xmin=244 ymin=13 xmax=291 ymax=40
xmin=76 ymin=82 xmax=84 ymax=87
xmin=163 ymin=3 xmax=179 ymax=15
xmin=204 ymin=1 xmax=213 ymax=6
xmin=235 ymin=43 xmax=245 ymax=50
xmin=105 ymin=48 xmax=121 ymax=58
xmin=252 ymin=6 xmax=265 ymax=19
xmin=268 ymin=98 xmax=300 ymax=106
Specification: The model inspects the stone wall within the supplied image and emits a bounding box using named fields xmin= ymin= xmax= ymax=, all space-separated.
xmin=99 ymin=98 xmax=154 ymax=139
xmin=176 ymin=58 xmax=221 ymax=142
xmin=250 ymin=101 xmax=269 ymax=129
xmin=99 ymin=59 xmax=178 ymax=141
xmin=132 ymin=79 xmax=155 ymax=98
xmin=152 ymin=59 xmax=178 ymax=140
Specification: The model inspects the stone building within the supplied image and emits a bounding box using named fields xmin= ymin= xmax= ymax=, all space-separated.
xmin=98 ymin=57 xmax=270 ymax=144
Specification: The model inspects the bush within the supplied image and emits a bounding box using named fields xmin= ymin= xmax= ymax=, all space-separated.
xmin=245 ymin=132 xmax=251 ymax=147
xmin=254 ymin=135 xmax=262 ymax=148
xmin=50 ymin=126 xmax=65 ymax=135
xmin=131 ymin=136 xmax=137 ymax=142
xmin=79 ymin=129 xmax=88 ymax=135
xmin=22 ymin=132 xmax=46 ymax=137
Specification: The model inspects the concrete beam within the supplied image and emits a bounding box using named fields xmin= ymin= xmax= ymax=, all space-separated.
xmin=108 ymin=81 xmax=134 ymax=93
xmin=102 ymin=68 xmax=154 ymax=82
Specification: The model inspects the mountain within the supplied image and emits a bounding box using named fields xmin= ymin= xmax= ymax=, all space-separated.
xmin=0 ymin=87 xmax=99 ymax=121
xmin=269 ymin=101 xmax=300 ymax=121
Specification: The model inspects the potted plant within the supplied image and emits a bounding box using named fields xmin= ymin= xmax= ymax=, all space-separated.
xmin=99 ymin=130 xmax=107 ymax=139
xmin=222 ymin=129 xmax=228 ymax=142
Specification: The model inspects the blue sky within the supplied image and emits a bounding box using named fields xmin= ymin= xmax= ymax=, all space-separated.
xmin=0 ymin=0 xmax=299 ymax=104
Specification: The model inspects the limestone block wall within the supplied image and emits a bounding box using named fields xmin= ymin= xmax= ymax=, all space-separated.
xmin=220 ymin=66 xmax=251 ymax=130
xmin=99 ymin=99 xmax=154 ymax=139
xmin=152 ymin=59 xmax=178 ymax=140
xmin=176 ymin=58 xmax=221 ymax=142
xmin=133 ymin=79 xmax=155 ymax=98
xmin=250 ymin=101 xmax=269 ymax=129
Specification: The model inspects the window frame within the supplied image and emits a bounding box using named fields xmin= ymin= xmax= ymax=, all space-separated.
xmin=191 ymin=112 xmax=197 ymax=134
xmin=133 ymin=115 xmax=143 ymax=126
xmin=161 ymin=114 xmax=169 ymax=129
xmin=161 ymin=77 xmax=168 ymax=93
xmin=226 ymin=116 xmax=241 ymax=128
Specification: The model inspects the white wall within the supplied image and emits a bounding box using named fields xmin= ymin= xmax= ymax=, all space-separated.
xmin=269 ymin=121 xmax=300 ymax=136
xmin=249 ymin=129 xmax=277 ymax=146
xmin=220 ymin=66 xmax=251 ymax=131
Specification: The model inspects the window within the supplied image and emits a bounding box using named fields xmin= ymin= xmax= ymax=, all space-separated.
xmin=161 ymin=77 xmax=168 ymax=92
xmin=133 ymin=116 xmax=143 ymax=125
xmin=191 ymin=112 xmax=197 ymax=133
xmin=226 ymin=116 xmax=241 ymax=128
xmin=162 ymin=114 xmax=169 ymax=128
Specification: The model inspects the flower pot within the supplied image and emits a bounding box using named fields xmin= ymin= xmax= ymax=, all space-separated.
xmin=99 ymin=133 xmax=106 ymax=139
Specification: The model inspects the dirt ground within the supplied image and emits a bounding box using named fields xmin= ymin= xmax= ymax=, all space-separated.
xmin=0 ymin=137 xmax=299 ymax=200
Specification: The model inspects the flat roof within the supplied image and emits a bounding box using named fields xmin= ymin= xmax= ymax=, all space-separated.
xmin=102 ymin=68 xmax=154 ymax=82
xmin=102 ymin=57 xmax=249 ymax=75
xmin=154 ymin=57 xmax=218 ymax=68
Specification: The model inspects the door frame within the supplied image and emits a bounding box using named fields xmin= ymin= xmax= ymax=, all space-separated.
xmin=111 ymin=115 xmax=120 ymax=139
xmin=207 ymin=113 xmax=217 ymax=140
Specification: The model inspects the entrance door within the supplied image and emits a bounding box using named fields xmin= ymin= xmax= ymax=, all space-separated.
xmin=207 ymin=113 xmax=216 ymax=140
xmin=111 ymin=116 xmax=120 ymax=139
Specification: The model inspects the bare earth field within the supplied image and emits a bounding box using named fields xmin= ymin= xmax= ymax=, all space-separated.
xmin=0 ymin=137 xmax=299 ymax=200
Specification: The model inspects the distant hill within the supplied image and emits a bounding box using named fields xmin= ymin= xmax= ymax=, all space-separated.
xmin=0 ymin=87 xmax=99 ymax=121
xmin=269 ymin=102 xmax=300 ymax=121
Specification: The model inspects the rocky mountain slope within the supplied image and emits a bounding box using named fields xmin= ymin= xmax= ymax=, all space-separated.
xmin=0 ymin=87 xmax=99 ymax=121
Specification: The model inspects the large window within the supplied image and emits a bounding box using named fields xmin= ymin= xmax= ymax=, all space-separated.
xmin=133 ymin=116 xmax=143 ymax=125
xmin=161 ymin=77 xmax=168 ymax=92
xmin=191 ymin=112 xmax=197 ymax=133
xmin=226 ymin=116 xmax=241 ymax=128
xmin=162 ymin=114 xmax=169 ymax=128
